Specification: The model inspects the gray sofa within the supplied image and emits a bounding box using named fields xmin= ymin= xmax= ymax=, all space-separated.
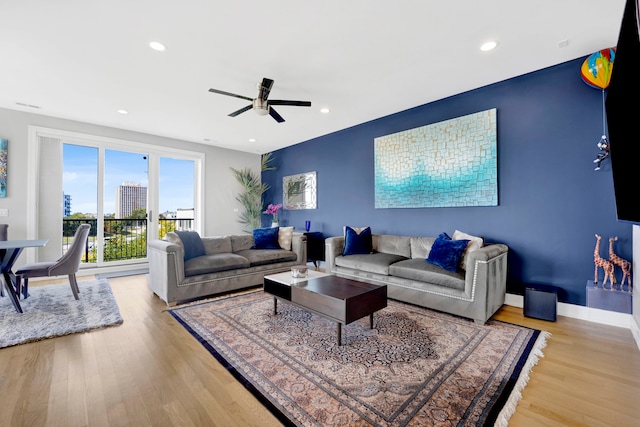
xmin=148 ymin=232 xmax=307 ymax=306
xmin=325 ymin=234 xmax=508 ymax=324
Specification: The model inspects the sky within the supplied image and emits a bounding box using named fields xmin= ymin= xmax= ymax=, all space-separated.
xmin=63 ymin=144 xmax=194 ymax=216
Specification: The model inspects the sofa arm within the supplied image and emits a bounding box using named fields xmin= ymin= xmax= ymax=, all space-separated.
xmin=467 ymin=244 xmax=508 ymax=264
xmin=147 ymin=239 xmax=185 ymax=305
xmin=465 ymin=244 xmax=509 ymax=322
xmin=325 ymin=236 xmax=345 ymax=272
xmin=291 ymin=234 xmax=308 ymax=264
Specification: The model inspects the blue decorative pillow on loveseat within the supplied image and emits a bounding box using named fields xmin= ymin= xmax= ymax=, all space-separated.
xmin=252 ymin=227 xmax=281 ymax=249
xmin=426 ymin=232 xmax=470 ymax=272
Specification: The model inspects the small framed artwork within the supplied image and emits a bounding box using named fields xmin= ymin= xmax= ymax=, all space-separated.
xmin=283 ymin=171 xmax=317 ymax=210
xmin=0 ymin=139 xmax=6 ymax=198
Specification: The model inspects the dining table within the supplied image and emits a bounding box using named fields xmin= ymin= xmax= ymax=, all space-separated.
xmin=0 ymin=239 xmax=48 ymax=313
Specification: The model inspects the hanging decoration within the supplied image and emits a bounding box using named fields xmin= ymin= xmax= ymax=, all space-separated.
xmin=581 ymin=48 xmax=616 ymax=90
xmin=581 ymin=47 xmax=616 ymax=171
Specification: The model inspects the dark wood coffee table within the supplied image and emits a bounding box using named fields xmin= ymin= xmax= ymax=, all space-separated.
xmin=263 ymin=271 xmax=387 ymax=345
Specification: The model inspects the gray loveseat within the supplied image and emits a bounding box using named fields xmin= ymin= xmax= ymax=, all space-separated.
xmin=148 ymin=232 xmax=307 ymax=306
xmin=325 ymin=233 xmax=508 ymax=324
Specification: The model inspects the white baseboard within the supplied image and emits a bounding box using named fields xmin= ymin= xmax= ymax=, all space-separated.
xmin=632 ymin=318 xmax=640 ymax=352
xmin=505 ymin=292 xmax=639 ymax=351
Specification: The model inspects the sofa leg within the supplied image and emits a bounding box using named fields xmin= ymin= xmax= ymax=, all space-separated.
xmin=474 ymin=319 xmax=486 ymax=326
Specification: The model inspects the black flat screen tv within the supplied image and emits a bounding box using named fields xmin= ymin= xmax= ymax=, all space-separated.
xmin=606 ymin=0 xmax=640 ymax=223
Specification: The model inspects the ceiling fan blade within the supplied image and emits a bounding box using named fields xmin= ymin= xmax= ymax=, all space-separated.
xmin=268 ymin=107 xmax=285 ymax=123
xmin=259 ymin=78 xmax=274 ymax=101
xmin=228 ymin=104 xmax=253 ymax=117
xmin=208 ymin=88 xmax=253 ymax=102
xmin=268 ymin=100 xmax=312 ymax=107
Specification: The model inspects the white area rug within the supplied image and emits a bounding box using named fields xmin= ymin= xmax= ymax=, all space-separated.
xmin=0 ymin=279 xmax=123 ymax=348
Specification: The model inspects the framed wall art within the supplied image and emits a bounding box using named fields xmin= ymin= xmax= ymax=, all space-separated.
xmin=0 ymin=139 xmax=7 ymax=198
xmin=283 ymin=171 xmax=317 ymax=210
xmin=374 ymin=108 xmax=497 ymax=208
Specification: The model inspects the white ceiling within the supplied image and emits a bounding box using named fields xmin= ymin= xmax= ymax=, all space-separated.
xmin=0 ymin=0 xmax=626 ymax=154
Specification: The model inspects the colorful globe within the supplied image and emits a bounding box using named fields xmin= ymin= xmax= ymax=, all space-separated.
xmin=581 ymin=47 xmax=616 ymax=89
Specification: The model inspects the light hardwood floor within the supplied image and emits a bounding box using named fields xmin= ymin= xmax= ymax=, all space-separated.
xmin=1 ymin=274 xmax=639 ymax=426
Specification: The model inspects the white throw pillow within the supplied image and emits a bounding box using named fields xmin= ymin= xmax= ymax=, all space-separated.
xmin=452 ymin=229 xmax=484 ymax=270
xmin=278 ymin=226 xmax=294 ymax=250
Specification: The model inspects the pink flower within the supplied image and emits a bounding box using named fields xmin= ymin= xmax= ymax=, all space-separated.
xmin=264 ymin=203 xmax=282 ymax=221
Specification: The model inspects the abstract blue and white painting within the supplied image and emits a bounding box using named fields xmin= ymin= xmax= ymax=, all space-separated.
xmin=374 ymin=109 xmax=497 ymax=208
xmin=0 ymin=139 xmax=6 ymax=198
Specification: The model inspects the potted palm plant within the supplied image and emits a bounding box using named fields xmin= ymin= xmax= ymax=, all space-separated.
xmin=230 ymin=153 xmax=275 ymax=232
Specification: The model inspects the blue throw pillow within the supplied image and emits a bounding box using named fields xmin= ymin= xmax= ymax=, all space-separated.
xmin=175 ymin=230 xmax=206 ymax=261
xmin=426 ymin=232 xmax=470 ymax=272
xmin=252 ymin=227 xmax=281 ymax=249
xmin=342 ymin=226 xmax=373 ymax=256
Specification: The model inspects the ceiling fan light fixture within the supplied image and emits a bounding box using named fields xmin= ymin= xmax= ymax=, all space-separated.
xmin=253 ymin=98 xmax=269 ymax=115
xmin=209 ymin=77 xmax=310 ymax=123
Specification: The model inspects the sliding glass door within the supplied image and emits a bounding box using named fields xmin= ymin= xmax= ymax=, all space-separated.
xmin=158 ymin=157 xmax=195 ymax=239
xmin=57 ymin=136 xmax=201 ymax=268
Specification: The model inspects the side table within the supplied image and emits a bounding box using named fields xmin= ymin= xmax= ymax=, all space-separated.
xmin=303 ymin=231 xmax=324 ymax=267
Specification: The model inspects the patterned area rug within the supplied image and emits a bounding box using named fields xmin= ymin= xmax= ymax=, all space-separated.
xmin=170 ymin=291 xmax=549 ymax=427
xmin=0 ymin=279 xmax=123 ymax=348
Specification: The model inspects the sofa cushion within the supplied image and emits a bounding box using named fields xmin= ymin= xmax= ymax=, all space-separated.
xmin=410 ymin=236 xmax=436 ymax=259
xmin=231 ymin=234 xmax=254 ymax=252
xmin=335 ymin=252 xmax=408 ymax=275
xmin=389 ymin=258 xmax=465 ymax=290
xmin=174 ymin=231 xmax=206 ymax=261
xmin=426 ymin=232 xmax=469 ymax=272
xmin=235 ymin=249 xmax=298 ymax=267
xmin=376 ymin=235 xmax=411 ymax=258
xmin=252 ymin=227 xmax=280 ymax=249
xmin=278 ymin=226 xmax=294 ymax=250
xmin=452 ymin=229 xmax=484 ymax=271
xmin=343 ymin=226 xmax=373 ymax=255
xmin=184 ymin=253 xmax=250 ymax=277
xmin=202 ymin=236 xmax=233 ymax=255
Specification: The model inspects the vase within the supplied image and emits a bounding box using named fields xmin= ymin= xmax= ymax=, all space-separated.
xmin=271 ymin=221 xmax=279 ymax=228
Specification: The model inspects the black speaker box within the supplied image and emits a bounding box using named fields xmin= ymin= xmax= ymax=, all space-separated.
xmin=524 ymin=284 xmax=558 ymax=322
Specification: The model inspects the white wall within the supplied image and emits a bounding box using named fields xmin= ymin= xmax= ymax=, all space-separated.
xmin=0 ymin=107 xmax=260 ymax=267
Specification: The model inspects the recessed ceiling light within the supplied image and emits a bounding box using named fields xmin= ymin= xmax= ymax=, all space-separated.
xmin=117 ymin=109 xmax=128 ymax=115
xmin=320 ymin=108 xmax=330 ymax=114
xmin=480 ymin=41 xmax=498 ymax=52
xmin=249 ymin=138 xmax=256 ymax=142
xmin=149 ymin=41 xmax=166 ymax=51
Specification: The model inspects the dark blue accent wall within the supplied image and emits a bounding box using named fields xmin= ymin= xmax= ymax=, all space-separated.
xmin=262 ymin=57 xmax=632 ymax=306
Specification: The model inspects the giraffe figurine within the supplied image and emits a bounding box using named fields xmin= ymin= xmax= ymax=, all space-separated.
xmin=594 ymin=234 xmax=616 ymax=288
xmin=609 ymin=236 xmax=632 ymax=292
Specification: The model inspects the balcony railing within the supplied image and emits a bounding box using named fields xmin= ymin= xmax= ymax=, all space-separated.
xmin=63 ymin=218 xmax=193 ymax=263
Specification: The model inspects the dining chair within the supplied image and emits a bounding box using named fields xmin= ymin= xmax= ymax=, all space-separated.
xmin=15 ymin=223 xmax=91 ymax=300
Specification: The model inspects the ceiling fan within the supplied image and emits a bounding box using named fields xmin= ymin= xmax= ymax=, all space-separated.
xmin=208 ymin=77 xmax=311 ymax=123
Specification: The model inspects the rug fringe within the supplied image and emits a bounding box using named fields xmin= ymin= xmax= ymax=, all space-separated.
xmin=494 ymin=330 xmax=551 ymax=427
